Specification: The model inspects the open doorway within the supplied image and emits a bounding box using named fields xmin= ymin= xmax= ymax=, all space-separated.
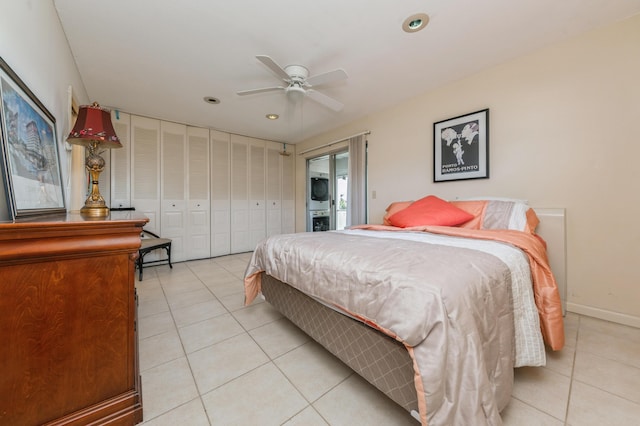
xmin=334 ymin=152 xmax=348 ymax=230
xmin=307 ymin=150 xmax=349 ymax=232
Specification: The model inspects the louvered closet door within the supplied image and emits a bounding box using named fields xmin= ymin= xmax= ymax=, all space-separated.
xmin=281 ymin=146 xmax=295 ymax=234
xmin=186 ymin=126 xmax=210 ymax=260
xmin=131 ymin=115 xmax=161 ymax=233
xmin=210 ymin=130 xmax=231 ymax=257
xmin=249 ymin=139 xmax=266 ymax=249
xmin=161 ymin=121 xmax=187 ymax=262
xmin=110 ymin=111 xmax=131 ymax=209
xmin=266 ymin=142 xmax=282 ymax=237
xmin=230 ymin=135 xmax=250 ymax=253
xmin=96 ymin=146 xmax=111 ymax=209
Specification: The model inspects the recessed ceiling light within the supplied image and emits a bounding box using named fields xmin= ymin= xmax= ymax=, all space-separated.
xmin=266 ymin=113 xmax=279 ymax=120
xmin=402 ymin=13 xmax=430 ymax=33
xmin=203 ymin=96 xmax=220 ymax=104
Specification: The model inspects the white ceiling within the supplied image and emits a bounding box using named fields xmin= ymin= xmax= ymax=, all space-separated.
xmin=54 ymin=0 xmax=640 ymax=144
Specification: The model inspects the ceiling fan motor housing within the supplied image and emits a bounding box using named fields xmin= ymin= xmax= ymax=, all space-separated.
xmin=237 ymin=55 xmax=346 ymax=111
xmin=284 ymin=65 xmax=309 ymax=82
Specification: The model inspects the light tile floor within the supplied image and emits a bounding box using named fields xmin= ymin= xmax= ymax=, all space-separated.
xmin=136 ymin=254 xmax=640 ymax=426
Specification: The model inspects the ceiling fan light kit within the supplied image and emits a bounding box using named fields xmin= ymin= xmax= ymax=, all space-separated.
xmin=237 ymin=55 xmax=348 ymax=111
xmin=286 ymin=84 xmax=306 ymax=102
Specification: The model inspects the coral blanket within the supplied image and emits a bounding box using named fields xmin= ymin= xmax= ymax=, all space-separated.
xmin=351 ymin=223 xmax=565 ymax=350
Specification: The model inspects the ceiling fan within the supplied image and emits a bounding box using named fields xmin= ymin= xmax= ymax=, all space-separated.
xmin=237 ymin=55 xmax=348 ymax=111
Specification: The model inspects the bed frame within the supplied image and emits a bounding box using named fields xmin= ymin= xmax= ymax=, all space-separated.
xmin=260 ymin=208 xmax=566 ymax=421
xmin=261 ymin=273 xmax=418 ymax=411
xmin=532 ymin=208 xmax=567 ymax=314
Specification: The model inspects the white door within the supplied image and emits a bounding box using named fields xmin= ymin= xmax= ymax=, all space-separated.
xmin=266 ymin=142 xmax=282 ymax=237
xmin=110 ymin=111 xmax=131 ymax=209
xmin=249 ymin=139 xmax=266 ymax=248
xmin=131 ymin=115 xmax=161 ymax=233
xmin=281 ymin=145 xmax=295 ymax=234
xmin=230 ymin=135 xmax=250 ymax=253
xmin=160 ymin=121 xmax=187 ymax=262
xmin=210 ymin=130 xmax=231 ymax=256
xmin=187 ymin=126 xmax=210 ymax=260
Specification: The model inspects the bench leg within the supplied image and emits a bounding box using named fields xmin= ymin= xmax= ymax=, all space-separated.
xmin=138 ymin=251 xmax=145 ymax=281
xmin=166 ymin=245 xmax=173 ymax=269
xmin=137 ymin=245 xmax=171 ymax=281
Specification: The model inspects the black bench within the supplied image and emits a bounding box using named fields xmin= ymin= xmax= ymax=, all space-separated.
xmin=137 ymin=229 xmax=172 ymax=280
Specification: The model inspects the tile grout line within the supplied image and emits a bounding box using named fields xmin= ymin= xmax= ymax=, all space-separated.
xmin=196 ymin=255 xmax=333 ymax=425
xmin=563 ymin=314 xmax=580 ymax=426
xmin=157 ymin=265 xmax=214 ymax=425
xmin=183 ymin=258 xmax=251 ymax=426
xmin=138 ymin=258 xmax=254 ymax=424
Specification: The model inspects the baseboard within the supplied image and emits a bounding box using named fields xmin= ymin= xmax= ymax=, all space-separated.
xmin=567 ymin=302 xmax=640 ymax=329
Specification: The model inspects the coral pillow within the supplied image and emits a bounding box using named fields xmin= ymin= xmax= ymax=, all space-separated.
xmin=382 ymin=201 xmax=413 ymax=225
xmin=387 ymin=195 xmax=474 ymax=228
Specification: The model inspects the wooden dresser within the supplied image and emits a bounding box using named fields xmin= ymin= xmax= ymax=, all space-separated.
xmin=0 ymin=212 xmax=147 ymax=425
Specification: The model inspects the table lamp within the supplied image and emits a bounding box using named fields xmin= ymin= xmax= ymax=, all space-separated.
xmin=66 ymin=102 xmax=122 ymax=217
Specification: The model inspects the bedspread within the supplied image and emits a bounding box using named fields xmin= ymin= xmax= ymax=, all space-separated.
xmin=351 ymin=224 xmax=565 ymax=351
xmin=244 ymin=229 xmax=564 ymax=425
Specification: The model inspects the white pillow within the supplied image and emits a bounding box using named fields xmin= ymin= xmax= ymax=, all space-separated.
xmin=455 ymin=196 xmax=529 ymax=205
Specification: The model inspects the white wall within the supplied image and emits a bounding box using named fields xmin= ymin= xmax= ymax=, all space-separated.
xmin=0 ymin=0 xmax=89 ymax=216
xmin=296 ymin=14 xmax=640 ymax=326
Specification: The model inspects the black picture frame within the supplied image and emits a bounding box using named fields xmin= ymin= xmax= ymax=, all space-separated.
xmin=0 ymin=57 xmax=66 ymax=218
xmin=433 ymin=108 xmax=489 ymax=182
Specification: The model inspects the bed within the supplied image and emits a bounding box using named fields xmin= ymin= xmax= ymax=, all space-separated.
xmin=244 ymin=196 xmax=565 ymax=426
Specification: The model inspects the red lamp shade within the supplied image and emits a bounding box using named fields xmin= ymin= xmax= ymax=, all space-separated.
xmin=66 ymin=102 xmax=121 ymax=217
xmin=67 ymin=102 xmax=122 ymax=149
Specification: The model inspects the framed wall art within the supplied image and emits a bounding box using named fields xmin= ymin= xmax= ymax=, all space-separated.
xmin=0 ymin=57 xmax=65 ymax=218
xmin=433 ymin=108 xmax=489 ymax=182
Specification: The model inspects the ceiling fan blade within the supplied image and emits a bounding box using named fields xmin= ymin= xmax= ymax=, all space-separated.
xmin=236 ymin=86 xmax=285 ymax=96
xmin=306 ymin=90 xmax=344 ymax=112
xmin=306 ymin=69 xmax=348 ymax=87
xmin=256 ymin=55 xmax=291 ymax=81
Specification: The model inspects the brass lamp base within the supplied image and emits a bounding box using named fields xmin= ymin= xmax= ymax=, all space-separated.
xmin=79 ymin=143 xmax=110 ymax=218
xmin=80 ymin=204 xmax=110 ymax=217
